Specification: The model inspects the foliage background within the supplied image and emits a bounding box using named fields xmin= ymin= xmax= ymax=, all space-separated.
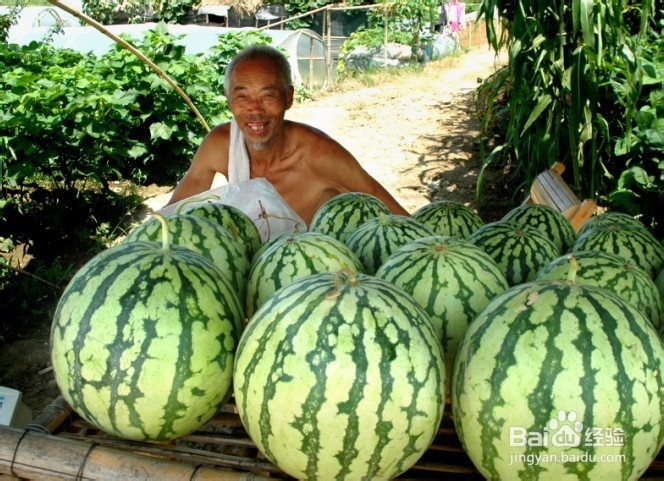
xmin=476 ymin=0 xmax=662 ymax=236
xmin=0 ymin=27 xmax=271 ymax=341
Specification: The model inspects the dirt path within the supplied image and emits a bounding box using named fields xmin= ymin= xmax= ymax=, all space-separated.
xmin=0 ymin=45 xmax=510 ymax=420
xmin=288 ymin=47 xmax=507 ymax=216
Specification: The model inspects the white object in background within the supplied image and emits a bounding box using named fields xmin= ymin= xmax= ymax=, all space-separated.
xmin=0 ymin=386 xmax=33 ymax=428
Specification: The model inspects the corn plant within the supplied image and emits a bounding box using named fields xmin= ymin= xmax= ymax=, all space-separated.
xmin=476 ymin=0 xmax=662 ymax=235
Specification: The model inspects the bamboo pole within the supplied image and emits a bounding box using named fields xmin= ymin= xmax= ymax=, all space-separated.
xmin=0 ymin=425 xmax=268 ymax=480
xmin=325 ymin=7 xmax=332 ymax=88
xmin=384 ymin=6 xmax=388 ymax=66
xmin=46 ymin=0 xmax=211 ymax=133
xmin=25 ymin=396 xmax=73 ymax=435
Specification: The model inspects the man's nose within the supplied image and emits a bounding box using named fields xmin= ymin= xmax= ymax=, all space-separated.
xmin=246 ymin=97 xmax=265 ymax=112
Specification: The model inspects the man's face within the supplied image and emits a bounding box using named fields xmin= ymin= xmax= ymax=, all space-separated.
xmin=228 ymin=57 xmax=294 ymax=151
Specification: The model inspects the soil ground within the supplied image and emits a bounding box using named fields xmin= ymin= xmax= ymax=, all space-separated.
xmin=0 ymin=44 xmax=513 ymax=421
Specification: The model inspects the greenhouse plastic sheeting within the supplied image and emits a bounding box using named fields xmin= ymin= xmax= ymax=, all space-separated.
xmin=1 ymin=4 xmax=82 ymax=29
xmin=6 ymin=12 xmax=328 ymax=88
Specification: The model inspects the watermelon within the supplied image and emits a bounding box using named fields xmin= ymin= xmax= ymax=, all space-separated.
xmin=245 ymin=231 xmax=364 ymax=318
xmin=452 ymin=269 xmax=663 ymax=479
xmin=234 ymin=270 xmax=445 ymax=479
xmin=180 ymin=202 xmax=261 ymax=257
xmin=249 ymin=231 xmax=291 ymax=264
xmin=345 ymin=214 xmax=435 ymax=275
xmin=374 ymin=236 xmax=509 ymax=392
xmin=576 ymin=211 xmax=649 ymax=239
xmin=468 ymin=220 xmax=560 ymax=286
xmin=125 ymin=213 xmax=250 ymax=295
xmin=572 ymin=223 xmax=663 ymax=279
xmin=309 ymin=192 xmax=391 ymax=244
xmin=51 ymin=216 xmax=243 ymax=441
xmin=501 ymin=203 xmax=576 ymax=254
xmin=412 ymin=200 xmax=484 ymax=239
xmin=537 ymin=251 xmax=663 ymax=332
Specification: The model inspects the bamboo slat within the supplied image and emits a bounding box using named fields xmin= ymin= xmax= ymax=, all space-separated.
xmin=1 ymin=396 xmax=662 ymax=480
xmin=0 ymin=424 xmax=267 ymax=480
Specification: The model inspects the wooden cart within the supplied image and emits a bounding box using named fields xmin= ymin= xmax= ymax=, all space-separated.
xmin=1 ymin=396 xmax=662 ymax=479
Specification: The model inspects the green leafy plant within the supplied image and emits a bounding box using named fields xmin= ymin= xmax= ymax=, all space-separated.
xmin=152 ymin=0 xmax=195 ymax=24
xmin=82 ymin=0 xmax=154 ymax=24
xmin=0 ymin=4 xmax=20 ymax=42
xmin=0 ymin=28 xmax=271 ymax=344
xmin=476 ymin=0 xmax=662 ymax=236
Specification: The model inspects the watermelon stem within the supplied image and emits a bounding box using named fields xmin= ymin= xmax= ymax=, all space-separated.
xmin=326 ymin=268 xmax=358 ymax=299
xmin=566 ymin=254 xmax=578 ymax=284
xmin=152 ymin=213 xmax=171 ymax=251
xmin=174 ymin=195 xmax=220 ymax=214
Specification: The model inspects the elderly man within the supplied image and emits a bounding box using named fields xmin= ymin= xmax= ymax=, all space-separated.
xmin=167 ymin=44 xmax=409 ymax=226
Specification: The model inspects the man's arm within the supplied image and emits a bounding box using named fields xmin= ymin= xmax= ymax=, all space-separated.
xmin=311 ymin=133 xmax=410 ymax=216
xmin=362 ymin=176 xmax=411 ymax=216
xmin=167 ymin=125 xmax=231 ymax=205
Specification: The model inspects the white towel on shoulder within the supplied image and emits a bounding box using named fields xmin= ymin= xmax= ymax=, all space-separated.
xmin=228 ymin=117 xmax=250 ymax=185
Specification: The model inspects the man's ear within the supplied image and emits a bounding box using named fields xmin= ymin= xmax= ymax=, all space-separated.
xmin=286 ymin=86 xmax=294 ymax=110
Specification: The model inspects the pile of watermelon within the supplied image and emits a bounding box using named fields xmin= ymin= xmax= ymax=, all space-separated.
xmin=49 ymin=192 xmax=663 ymax=479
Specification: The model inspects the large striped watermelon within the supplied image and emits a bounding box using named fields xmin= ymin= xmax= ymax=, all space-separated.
xmin=125 ymin=213 xmax=250 ymax=294
xmin=180 ymin=202 xmax=261 ymax=257
xmin=412 ymin=200 xmax=484 ymax=239
xmin=51 ymin=221 xmax=243 ymax=441
xmin=374 ymin=236 xmax=509 ymax=391
xmin=536 ymin=251 xmax=663 ymax=333
xmin=468 ymin=220 xmax=560 ymax=286
xmin=452 ymin=272 xmax=663 ymax=479
xmin=572 ymin=223 xmax=663 ymax=279
xmin=576 ymin=211 xmax=649 ymax=239
xmin=245 ymin=231 xmax=364 ymax=318
xmin=501 ymin=203 xmax=576 ymax=254
xmin=345 ymin=214 xmax=435 ymax=274
xmin=309 ymin=192 xmax=391 ymax=244
xmin=234 ymin=270 xmax=445 ymax=479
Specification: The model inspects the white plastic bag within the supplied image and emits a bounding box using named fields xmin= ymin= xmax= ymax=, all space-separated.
xmin=217 ymin=178 xmax=307 ymax=242
xmin=158 ymin=178 xmax=306 ymax=243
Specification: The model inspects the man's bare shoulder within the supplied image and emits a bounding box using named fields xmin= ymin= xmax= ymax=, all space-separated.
xmin=192 ymin=121 xmax=232 ymax=174
xmin=284 ymin=120 xmax=352 ymax=162
xmin=285 ymin=120 xmax=334 ymax=141
xmin=205 ymin=122 xmax=232 ymax=142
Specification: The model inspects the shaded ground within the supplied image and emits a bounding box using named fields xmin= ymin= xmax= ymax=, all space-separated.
xmin=0 ymin=44 xmax=514 ymax=420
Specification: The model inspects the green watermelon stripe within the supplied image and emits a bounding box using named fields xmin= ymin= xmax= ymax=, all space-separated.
xmin=92 ymin=251 xmax=208 ymax=436
xmin=537 ymin=251 xmax=664 ymax=330
xmin=335 ymin=300 xmax=368 ymax=479
xmin=471 ymin=291 xmax=521 ymax=479
xmin=520 ymin=288 xmax=566 ymax=480
xmin=454 ymin=281 xmax=662 ymax=478
xmin=235 ymin=273 xmax=444 ymax=479
xmin=245 ymin=233 xmax=363 ymax=317
xmin=126 ymin=214 xmax=249 ymax=293
xmin=582 ymin=290 xmax=635 ymax=479
xmin=52 ymin=241 xmax=241 ymax=440
xmin=573 ymin=226 xmax=664 ymax=278
xmin=309 ymin=193 xmax=391 ymax=244
xmin=470 ymin=222 xmax=559 ymax=286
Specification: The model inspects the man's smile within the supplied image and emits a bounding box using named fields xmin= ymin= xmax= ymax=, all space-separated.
xmin=246 ymin=121 xmax=268 ymax=133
